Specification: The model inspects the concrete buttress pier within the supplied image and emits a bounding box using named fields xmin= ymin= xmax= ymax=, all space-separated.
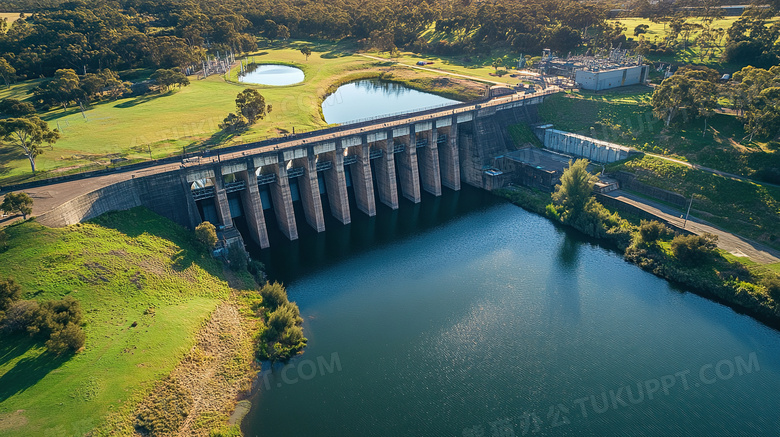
xmin=322 ymin=140 xmax=351 ymax=225
xmin=351 ymin=137 xmax=376 ymax=217
xmin=371 ymin=131 xmax=400 ymax=210
xmin=394 ymin=126 xmax=422 ymax=203
xmin=300 ymin=153 xmax=327 ymax=232
xmin=271 ymin=161 xmax=299 ymax=241
xmin=439 ymin=117 xmax=461 ymax=191
xmin=416 ymin=121 xmax=442 ymax=197
xmin=238 ymin=164 xmax=270 ymax=248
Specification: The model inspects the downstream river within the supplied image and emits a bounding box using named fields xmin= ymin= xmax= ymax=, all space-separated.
xmin=243 ymin=186 xmax=780 ymax=436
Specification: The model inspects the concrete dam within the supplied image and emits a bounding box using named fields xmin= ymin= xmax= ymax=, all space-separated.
xmin=34 ymin=90 xmax=553 ymax=248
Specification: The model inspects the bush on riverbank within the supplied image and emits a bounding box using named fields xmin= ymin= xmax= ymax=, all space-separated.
xmin=255 ymin=282 xmax=307 ymax=362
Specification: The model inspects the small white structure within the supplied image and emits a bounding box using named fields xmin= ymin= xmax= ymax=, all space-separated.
xmin=575 ymin=65 xmax=649 ymax=91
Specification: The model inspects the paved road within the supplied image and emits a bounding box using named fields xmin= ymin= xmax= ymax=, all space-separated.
xmin=1 ymin=89 xmax=556 ymax=226
xmin=604 ymin=189 xmax=780 ymax=265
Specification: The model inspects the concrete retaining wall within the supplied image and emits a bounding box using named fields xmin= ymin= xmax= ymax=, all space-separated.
xmin=543 ymin=129 xmax=631 ymax=163
xmin=38 ymin=171 xmax=195 ymax=229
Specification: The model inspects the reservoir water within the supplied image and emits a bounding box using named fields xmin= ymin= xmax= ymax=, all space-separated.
xmin=321 ymin=79 xmax=461 ymax=124
xmin=243 ymin=187 xmax=780 ymax=436
xmin=238 ymin=64 xmax=304 ymax=86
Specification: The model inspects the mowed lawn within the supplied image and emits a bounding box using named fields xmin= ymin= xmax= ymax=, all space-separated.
xmin=0 ymin=208 xmax=231 ymax=435
xmin=0 ymin=42 xmax=379 ymax=184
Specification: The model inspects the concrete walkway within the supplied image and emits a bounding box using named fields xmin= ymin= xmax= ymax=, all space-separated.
xmin=604 ymin=189 xmax=780 ymax=265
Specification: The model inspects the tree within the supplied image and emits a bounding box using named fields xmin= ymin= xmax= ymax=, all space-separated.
xmin=1 ymin=192 xmax=34 ymax=220
xmin=235 ymin=89 xmax=271 ymax=125
xmin=0 ymin=116 xmax=60 ymax=173
xmin=300 ymin=46 xmax=312 ymax=61
xmin=491 ymin=57 xmax=504 ymax=72
xmin=0 ymin=57 xmax=15 ymax=89
xmin=0 ymin=278 xmax=22 ymax=316
xmin=0 ymin=99 xmax=36 ymax=118
xmin=31 ymin=69 xmax=81 ymax=111
xmin=552 ymin=159 xmax=597 ymax=221
xmin=634 ymin=24 xmax=649 ymax=36
xmin=151 ymin=68 xmax=190 ymax=91
xmin=195 ymin=221 xmax=217 ymax=249
xmin=690 ymin=78 xmax=719 ymax=135
xmin=730 ymin=66 xmax=780 ymax=140
xmin=219 ymin=112 xmax=245 ymax=132
xmin=652 ymin=74 xmax=694 ymax=127
xmin=277 ymin=24 xmax=290 ymax=40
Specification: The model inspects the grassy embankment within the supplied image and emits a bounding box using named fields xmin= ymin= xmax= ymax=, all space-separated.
xmin=0 ymin=40 xmax=485 ymax=186
xmin=608 ymin=16 xmax=780 ymax=70
xmin=538 ymin=89 xmax=780 ymax=250
xmin=495 ymin=185 xmax=780 ymax=328
xmin=0 ymin=208 xmax=257 ymax=436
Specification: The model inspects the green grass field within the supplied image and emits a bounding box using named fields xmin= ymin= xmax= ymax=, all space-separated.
xmin=0 ymin=208 xmax=232 ymax=435
xmin=610 ymin=16 xmax=780 ymax=69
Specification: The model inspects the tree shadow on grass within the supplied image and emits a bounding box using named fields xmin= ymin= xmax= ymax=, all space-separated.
xmin=0 ymin=144 xmax=25 ymax=177
xmin=114 ymin=91 xmax=175 ymax=109
xmin=0 ymin=335 xmax=70 ymax=403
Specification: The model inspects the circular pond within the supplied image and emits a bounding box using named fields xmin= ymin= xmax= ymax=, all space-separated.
xmin=238 ymin=64 xmax=304 ymax=86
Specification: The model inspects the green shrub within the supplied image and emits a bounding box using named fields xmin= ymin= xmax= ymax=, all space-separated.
xmin=764 ymin=275 xmax=780 ymax=303
xmin=227 ymin=243 xmax=247 ymax=271
xmin=268 ymin=304 xmax=298 ymax=334
xmin=45 ymin=322 xmax=86 ymax=355
xmin=637 ymin=220 xmax=668 ymax=245
xmin=29 ymin=295 xmax=83 ymax=337
xmin=259 ymin=282 xmax=287 ymax=310
xmin=0 ymin=277 xmax=22 ymax=315
xmin=0 ymin=300 xmax=39 ymax=334
xmin=671 ymin=233 xmax=718 ymax=266
xmin=195 ymin=221 xmax=218 ymax=249
xmin=281 ymin=325 xmax=304 ymax=344
xmin=247 ymin=259 xmax=266 ymax=285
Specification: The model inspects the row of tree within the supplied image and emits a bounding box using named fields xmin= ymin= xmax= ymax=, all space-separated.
xmin=652 ymin=64 xmax=780 ymax=142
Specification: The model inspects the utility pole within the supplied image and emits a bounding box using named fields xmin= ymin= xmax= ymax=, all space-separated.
xmin=683 ymin=194 xmax=694 ymax=228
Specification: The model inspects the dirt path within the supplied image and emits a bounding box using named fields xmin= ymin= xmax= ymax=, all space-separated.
xmin=604 ymin=189 xmax=780 ymax=264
